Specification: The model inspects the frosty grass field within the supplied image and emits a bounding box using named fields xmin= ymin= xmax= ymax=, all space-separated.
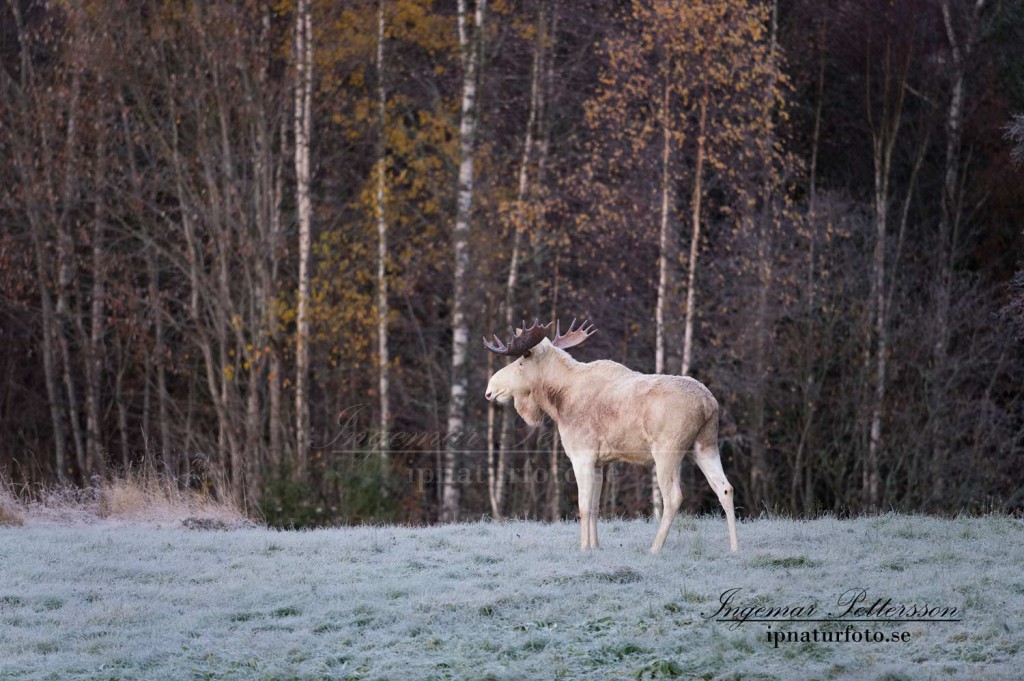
xmin=1 ymin=514 xmax=1022 ymax=680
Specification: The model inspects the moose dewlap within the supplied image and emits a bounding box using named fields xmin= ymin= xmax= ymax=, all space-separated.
xmin=483 ymin=319 xmax=738 ymax=554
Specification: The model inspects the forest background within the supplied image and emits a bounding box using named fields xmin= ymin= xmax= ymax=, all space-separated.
xmin=1 ymin=0 xmax=1023 ymax=528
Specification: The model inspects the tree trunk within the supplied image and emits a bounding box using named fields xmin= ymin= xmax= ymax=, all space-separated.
xmin=486 ymin=347 xmax=500 ymax=518
xmin=792 ymin=21 xmax=827 ymax=513
xmin=85 ymin=138 xmax=107 ymax=478
xmin=866 ymin=152 xmax=888 ymax=509
xmin=749 ymin=2 xmax=780 ymax=508
xmin=443 ymin=0 xmax=487 ymax=523
xmin=143 ymin=348 xmax=152 ymax=452
xmin=170 ymin=86 xmax=234 ymax=498
xmin=934 ymin=0 xmax=978 ymax=358
xmin=652 ymin=78 xmax=673 ymax=518
xmin=376 ymin=0 xmax=391 ymax=460
xmin=749 ymin=211 xmax=771 ymax=505
xmin=268 ymin=122 xmax=286 ymax=475
xmin=864 ymin=41 xmax=906 ymax=508
xmin=122 ymin=94 xmax=170 ymax=478
xmin=547 ymin=231 xmax=563 ymax=523
xmin=113 ymin=339 xmax=130 ymax=472
xmin=294 ymin=0 xmax=314 ymax=479
xmin=655 ymin=80 xmax=672 ymax=377
xmin=57 ymin=230 xmax=86 ymax=481
xmin=269 ymin=350 xmax=284 ymax=471
xmin=681 ymin=96 xmax=707 ymax=376
xmin=146 ymin=248 xmax=171 ymax=472
xmin=494 ymin=3 xmax=542 ymax=520
xmin=29 ymin=227 xmax=67 ymax=482
xmin=240 ymin=67 xmax=275 ymax=502
xmin=212 ymin=177 xmax=243 ymax=505
xmin=931 ymin=0 xmax=983 ymax=506
xmin=245 ymin=368 xmax=262 ymax=510
xmin=56 ymin=51 xmax=86 ymax=479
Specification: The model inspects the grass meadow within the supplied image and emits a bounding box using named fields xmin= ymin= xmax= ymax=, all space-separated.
xmin=0 ymin=488 xmax=1021 ymax=680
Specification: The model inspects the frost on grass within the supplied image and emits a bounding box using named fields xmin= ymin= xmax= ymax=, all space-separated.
xmin=0 ymin=514 xmax=1022 ymax=680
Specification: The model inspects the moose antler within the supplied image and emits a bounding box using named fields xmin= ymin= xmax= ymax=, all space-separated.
xmin=482 ymin=319 xmax=552 ymax=356
xmin=551 ymin=318 xmax=597 ymax=350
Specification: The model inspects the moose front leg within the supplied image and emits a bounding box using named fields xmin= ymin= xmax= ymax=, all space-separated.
xmin=589 ymin=464 xmax=603 ymax=549
xmin=569 ymin=454 xmax=599 ymax=550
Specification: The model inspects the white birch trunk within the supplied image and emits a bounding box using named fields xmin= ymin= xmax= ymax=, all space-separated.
xmin=493 ymin=6 xmax=541 ymax=520
xmin=935 ymin=0 xmax=981 ymax=359
xmin=932 ymin=0 xmax=983 ymax=503
xmin=294 ymin=0 xmax=314 ymax=478
xmin=547 ymin=240 xmax=563 ymax=522
xmin=486 ymin=349 xmax=499 ymax=518
xmin=376 ymin=0 xmax=391 ymax=460
xmin=652 ymin=79 xmax=672 ymax=518
xmin=866 ymin=149 xmax=888 ymax=508
xmin=681 ymin=97 xmax=707 ymax=376
xmin=865 ymin=43 xmax=905 ymax=508
xmin=655 ymin=81 xmax=671 ymax=377
xmin=444 ymin=0 xmax=486 ymax=523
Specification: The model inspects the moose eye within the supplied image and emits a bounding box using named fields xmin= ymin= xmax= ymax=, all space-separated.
xmin=523 ymin=350 xmax=531 ymax=358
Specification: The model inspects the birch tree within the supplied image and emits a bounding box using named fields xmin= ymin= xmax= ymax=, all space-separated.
xmin=376 ymin=0 xmax=391 ymax=459
xmin=583 ymin=0 xmax=786 ymax=513
xmin=294 ymin=0 xmax=315 ymax=478
xmin=863 ymin=36 xmax=909 ymax=508
xmin=929 ymin=0 xmax=987 ymax=504
xmin=443 ymin=0 xmax=487 ymax=522
xmin=492 ymin=0 xmax=547 ymax=520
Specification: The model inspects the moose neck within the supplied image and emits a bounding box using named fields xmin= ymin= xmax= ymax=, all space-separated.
xmin=532 ymin=348 xmax=580 ymax=423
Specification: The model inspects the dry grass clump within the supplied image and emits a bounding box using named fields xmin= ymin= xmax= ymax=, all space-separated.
xmin=97 ymin=471 xmax=247 ymax=527
xmin=0 ymin=484 xmax=25 ymax=526
xmin=2 ymin=466 xmax=252 ymax=529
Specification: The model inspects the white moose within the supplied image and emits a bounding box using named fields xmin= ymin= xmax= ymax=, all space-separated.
xmin=483 ymin=319 xmax=738 ymax=554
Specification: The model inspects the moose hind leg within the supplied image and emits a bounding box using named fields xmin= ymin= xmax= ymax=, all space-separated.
xmin=694 ymin=439 xmax=738 ymax=552
xmin=649 ymin=451 xmax=683 ymax=554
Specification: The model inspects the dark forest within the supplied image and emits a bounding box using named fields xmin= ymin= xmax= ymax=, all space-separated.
xmin=1 ymin=0 xmax=1022 ymax=527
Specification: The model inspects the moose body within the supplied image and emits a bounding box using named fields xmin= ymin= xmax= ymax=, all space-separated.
xmin=484 ymin=321 xmax=738 ymax=554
